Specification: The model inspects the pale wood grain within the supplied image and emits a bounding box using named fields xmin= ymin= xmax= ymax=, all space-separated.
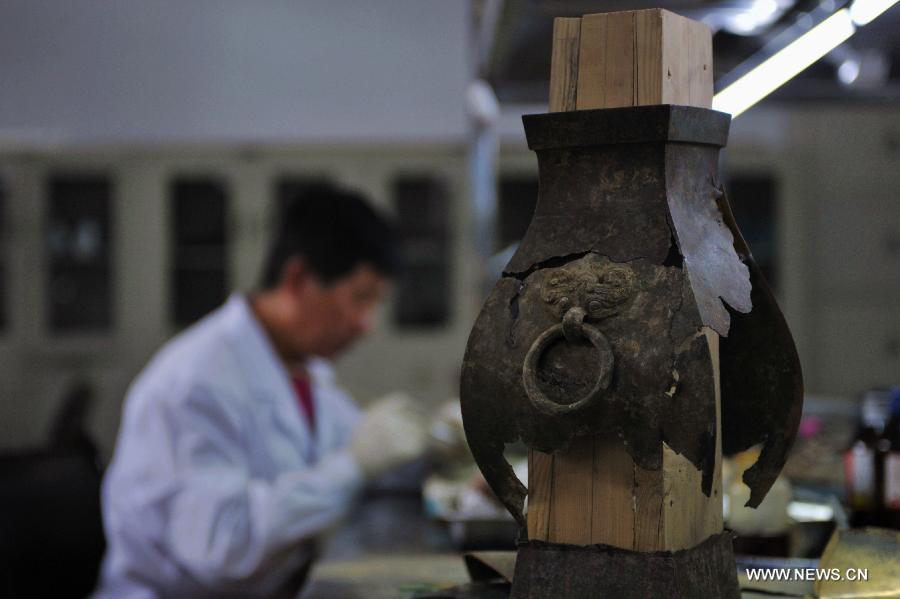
xmin=591 ymin=437 xmax=636 ymax=547
xmin=527 ymin=449 xmax=554 ymax=541
xmin=687 ymin=18 xmax=714 ymax=108
xmin=549 ymin=17 xmax=581 ymax=113
xmin=635 ymin=9 xmax=663 ymax=106
xmin=575 ymin=13 xmax=607 ymax=110
xmin=603 ymin=11 xmax=637 ymax=108
xmin=548 ymin=436 xmax=594 ymax=545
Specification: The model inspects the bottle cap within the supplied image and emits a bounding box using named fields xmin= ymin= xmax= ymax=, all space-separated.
xmin=861 ymin=389 xmax=891 ymax=430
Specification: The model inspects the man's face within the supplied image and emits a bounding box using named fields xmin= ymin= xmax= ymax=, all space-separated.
xmin=290 ymin=262 xmax=390 ymax=359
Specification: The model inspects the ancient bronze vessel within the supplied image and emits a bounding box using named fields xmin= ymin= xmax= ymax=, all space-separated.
xmin=459 ymin=104 xmax=803 ymax=597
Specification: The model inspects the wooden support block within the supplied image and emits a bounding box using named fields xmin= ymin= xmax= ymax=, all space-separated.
xmin=660 ymin=9 xmax=691 ymax=106
xmin=633 ymin=460 xmax=666 ymax=551
xmin=549 ymin=18 xmax=581 ymax=113
xmin=577 ymin=12 xmax=635 ymax=109
xmin=548 ymin=436 xmax=594 ymax=545
xmin=525 ymin=8 xmax=720 ymax=551
xmin=575 ymin=9 xmax=713 ymax=109
xmin=686 ymin=18 xmax=714 ymax=107
xmin=527 ymin=449 xmax=554 ymax=541
xmin=635 ymin=10 xmax=664 ymax=106
xmin=590 ymin=437 xmax=636 ymax=548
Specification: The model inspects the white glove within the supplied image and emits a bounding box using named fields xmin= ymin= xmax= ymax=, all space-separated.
xmin=350 ymin=392 xmax=429 ymax=479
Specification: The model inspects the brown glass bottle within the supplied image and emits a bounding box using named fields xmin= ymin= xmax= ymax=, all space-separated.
xmin=844 ymin=389 xmax=890 ymax=526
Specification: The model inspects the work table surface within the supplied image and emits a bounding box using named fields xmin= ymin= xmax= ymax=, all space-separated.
xmin=301 ymin=492 xmax=461 ymax=598
xmin=300 ymin=492 xmax=811 ymax=598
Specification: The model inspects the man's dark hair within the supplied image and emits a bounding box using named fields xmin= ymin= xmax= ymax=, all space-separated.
xmin=260 ymin=184 xmax=398 ymax=288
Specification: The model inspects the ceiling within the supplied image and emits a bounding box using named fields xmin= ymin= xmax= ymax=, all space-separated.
xmin=481 ymin=0 xmax=900 ymax=105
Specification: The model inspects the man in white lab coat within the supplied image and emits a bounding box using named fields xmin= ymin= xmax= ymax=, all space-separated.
xmin=96 ymin=186 xmax=428 ymax=598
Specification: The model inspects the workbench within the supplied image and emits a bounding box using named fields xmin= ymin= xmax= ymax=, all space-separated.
xmin=300 ymin=493 xmax=812 ymax=598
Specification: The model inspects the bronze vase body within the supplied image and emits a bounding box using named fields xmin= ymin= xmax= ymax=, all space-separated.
xmin=460 ymin=105 xmax=803 ymax=532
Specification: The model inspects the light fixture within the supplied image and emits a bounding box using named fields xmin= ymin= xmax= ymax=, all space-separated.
xmin=712 ymin=9 xmax=856 ymax=117
xmin=850 ymin=0 xmax=900 ymax=25
xmin=727 ymin=0 xmax=782 ymax=35
xmin=837 ymin=57 xmax=861 ymax=85
xmin=713 ymin=0 xmax=898 ymax=117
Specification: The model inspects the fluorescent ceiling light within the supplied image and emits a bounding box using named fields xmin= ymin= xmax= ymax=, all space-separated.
xmin=850 ymin=0 xmax=900 ymax=25
xmin=713 ymin=9 xmax=856 ymax=117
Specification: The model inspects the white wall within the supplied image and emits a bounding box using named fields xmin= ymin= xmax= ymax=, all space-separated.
xmin=0 ymin=0 xmax=469 ymax=146
xmin=727 ymin=104 xmax=900 ymax=396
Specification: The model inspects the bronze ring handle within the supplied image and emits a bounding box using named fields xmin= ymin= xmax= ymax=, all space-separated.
xmin=522 ymin=307 xmax=614 ymax=417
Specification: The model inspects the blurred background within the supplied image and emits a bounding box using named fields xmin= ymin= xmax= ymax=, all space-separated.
xmin=0 ymin=0 xmax=897 ymax=460
xmin=0 ymin=0 xmax=898 ymax=593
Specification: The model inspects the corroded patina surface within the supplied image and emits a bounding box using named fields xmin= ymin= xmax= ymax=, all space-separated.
xmin=716 ymin=184 xmax=804 ymax=508
xmin=460 ymin=106 xmax=803 ymax=525
xmin=510 ymin=532 xmax=740 ymax=599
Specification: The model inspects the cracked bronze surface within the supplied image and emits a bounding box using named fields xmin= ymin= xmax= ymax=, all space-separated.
xmin=460 ymin=106 xmax=803 ymax=525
